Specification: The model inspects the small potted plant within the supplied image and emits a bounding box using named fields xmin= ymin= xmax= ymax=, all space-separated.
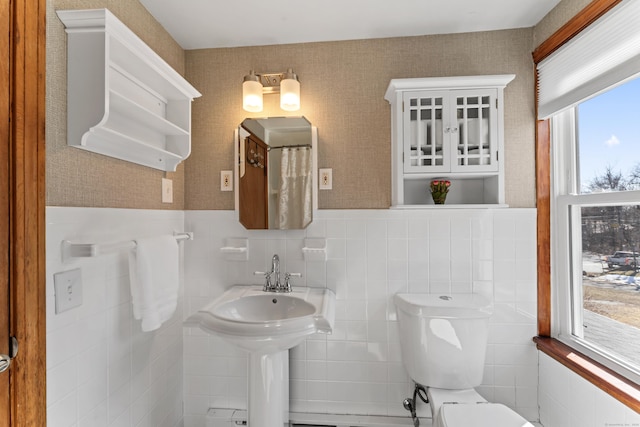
xmin=430 ymin=180 xmax=451 ymax=204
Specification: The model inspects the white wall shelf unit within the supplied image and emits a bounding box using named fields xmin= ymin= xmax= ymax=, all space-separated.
xmin=57 ymin=8 xmax=201 ymax=171
xmin=385 ymin=75 xmax=514 ymax=208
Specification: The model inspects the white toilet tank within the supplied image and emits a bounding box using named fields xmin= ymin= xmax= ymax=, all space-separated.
xmin=394 ymin=293 xmax=492 ymax=389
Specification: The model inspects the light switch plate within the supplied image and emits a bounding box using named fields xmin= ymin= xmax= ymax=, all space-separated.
xmin=162 ymin=178 xmax=173 ymax=203
xmin=54 ymin=268 xmax=83 ymax=314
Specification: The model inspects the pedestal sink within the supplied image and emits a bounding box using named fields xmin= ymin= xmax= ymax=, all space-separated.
xmin=184 ymin=285 xmax=336 ymax=427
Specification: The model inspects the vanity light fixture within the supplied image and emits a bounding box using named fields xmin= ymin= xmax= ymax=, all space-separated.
xmin=242 ymin=69 xmax=300 ymax=112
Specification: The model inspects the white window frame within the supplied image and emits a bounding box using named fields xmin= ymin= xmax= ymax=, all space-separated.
xmin=551 ymin=107 xmax=640 ymax=385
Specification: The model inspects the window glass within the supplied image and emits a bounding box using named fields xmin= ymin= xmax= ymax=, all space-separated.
xmin=576 ymin=204 xmax=640 ymax=369
xmin=577 ymin=77 xmax=640 ymax=194
xmin=568 ymin=76 xmax=640 ymax=377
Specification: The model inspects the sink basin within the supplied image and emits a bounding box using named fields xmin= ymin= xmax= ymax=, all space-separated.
xmin=213 ymin=293 xmax=316 ymax=321
xmin=184 ymin=285 xmax=335 ymax=353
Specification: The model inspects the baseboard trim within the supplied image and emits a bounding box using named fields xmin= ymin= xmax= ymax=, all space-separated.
xmin=290 ymin=412 xmax=422 ymax=427
xmin=205 ymin=409 xmax=423 ymax=427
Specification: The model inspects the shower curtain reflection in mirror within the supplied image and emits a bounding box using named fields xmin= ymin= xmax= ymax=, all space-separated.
xmin=277 ymin=147 xmax=312 ymax=229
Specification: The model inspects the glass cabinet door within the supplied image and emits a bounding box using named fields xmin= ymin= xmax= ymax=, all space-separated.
xmin=451 ymin=89 xmax=498 ymax=172
xmin=402 ymin=90 xmax=450 ymax=173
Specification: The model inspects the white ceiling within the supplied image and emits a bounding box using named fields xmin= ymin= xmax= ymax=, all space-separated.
xmin=139 ymin=0 xmax=561 ymax=50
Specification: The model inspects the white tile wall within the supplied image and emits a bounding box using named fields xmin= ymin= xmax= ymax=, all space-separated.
xmin=183 ymin=208 xmax=540 ymax=426
xmin=539 ymin=353 xmax=640 ymax=427
xmin=46 ymin=206 xmax=639 ymax=427
xmin=46 ymin=207 xmax=185 ymax=427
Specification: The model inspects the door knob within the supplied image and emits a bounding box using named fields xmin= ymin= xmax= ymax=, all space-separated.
xmin=0 ymin=337 xmax=18 ymax=373
xmin=0 ymin=354 xmax=10 ymax=373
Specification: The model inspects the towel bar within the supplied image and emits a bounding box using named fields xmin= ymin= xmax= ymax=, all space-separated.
xmin=62 ymin=231 xmax=193 ymax=261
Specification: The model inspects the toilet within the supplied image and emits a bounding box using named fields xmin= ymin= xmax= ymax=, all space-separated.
xmin=394 ymin=293 xmax=533 ymax=427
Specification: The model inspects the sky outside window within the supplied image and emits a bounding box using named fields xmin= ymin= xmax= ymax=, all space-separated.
xmin=577 ymin=76 xmax=640 ymax=192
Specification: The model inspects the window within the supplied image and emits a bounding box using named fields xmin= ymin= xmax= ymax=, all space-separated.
xmin=552 ymin=76 xmax=640 ymax=383
xmin=535 ymin=0 xmax=640 ymax=409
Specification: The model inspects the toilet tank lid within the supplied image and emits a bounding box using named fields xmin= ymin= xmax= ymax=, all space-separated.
xmin=394 ymin=293 xmax=492 ymax=318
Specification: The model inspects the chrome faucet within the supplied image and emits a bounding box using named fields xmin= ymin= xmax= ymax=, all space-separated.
xmin=254 ymin=254 xmax=301 ymax=292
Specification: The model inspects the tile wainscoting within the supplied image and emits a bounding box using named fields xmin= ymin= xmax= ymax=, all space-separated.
xmin=183 ymin=208 xmax=539 ymax=426
xmin=539 ymin=353 xmax=640 ymax=426
xmin=45 ymin=207 xmax=640 ymax=427
xmin=46 ymin=207 xmax=185 ymax=427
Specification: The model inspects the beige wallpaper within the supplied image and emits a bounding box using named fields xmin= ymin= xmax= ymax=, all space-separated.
xmin=46 ymin=0 xmax=187 ymax=209
xmin=46 ymin=0 xmax=549 ymax=210
xmin=185 ymin=29 xmax=537 ymax=210
xmin=533 ymin=0 xmax=593 ymax=48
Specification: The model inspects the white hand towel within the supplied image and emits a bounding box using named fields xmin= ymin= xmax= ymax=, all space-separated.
xmin=129 ymin=235 xmax=180 ymax=332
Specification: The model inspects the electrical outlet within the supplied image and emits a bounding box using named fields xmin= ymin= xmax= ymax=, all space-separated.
xmin=162 ymin=178 xmax=173 ymax=203
xmin=319 ymin=168 xmax=332 ymax=190
xmin=221 ymin=170 xmax=233 ymax=191
xmin=54 ymin=268 xmax=83 ymax=314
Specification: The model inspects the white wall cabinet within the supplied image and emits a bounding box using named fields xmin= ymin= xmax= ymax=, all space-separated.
xmin=385 ymin=75 xmax=514 ymax=207
xmin=57 ymin=9 xmax=201 ymax=171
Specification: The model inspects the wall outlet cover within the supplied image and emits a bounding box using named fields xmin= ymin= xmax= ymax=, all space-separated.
xmin=319 ymin=168 xmax=332 ymax=190
xmin=221 ymin=170 xmax=233 ymax=192
xmin=54 ymin=268 xmax=83 ymax=314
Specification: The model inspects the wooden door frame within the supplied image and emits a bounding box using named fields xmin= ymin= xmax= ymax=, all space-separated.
xmin=1 ymin=0 xmax=11 ymax=421
xmin=7 ymin=0 xmax=47 ymax=425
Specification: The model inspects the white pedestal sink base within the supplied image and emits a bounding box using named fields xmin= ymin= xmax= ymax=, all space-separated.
xmin=248 ymin=351 xmax=289 ymax=427
xmin=184 ymin=285 xmax=336 ymax=426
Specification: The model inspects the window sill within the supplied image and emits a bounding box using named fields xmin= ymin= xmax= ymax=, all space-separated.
xmin=533 ymin=336 xmax=640 ymax=412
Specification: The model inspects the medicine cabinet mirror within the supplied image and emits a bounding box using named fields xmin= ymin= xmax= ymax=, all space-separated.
xmin=235 ymin=117 xmax=316 ymax=230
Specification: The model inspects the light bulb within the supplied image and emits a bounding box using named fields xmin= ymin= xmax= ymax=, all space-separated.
xmin=280 ymin=69 xmax=300 ymax=111
xmin=243 ymin=72 xmax=263 ymax=112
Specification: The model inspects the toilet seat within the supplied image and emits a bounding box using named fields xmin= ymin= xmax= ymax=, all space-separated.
xmin=438 ymin=403 xmax=533 ymax=427
xmin=427 ymin=387 xmax=532 ymax=427
xmin=427 ymin=387 xmax=486 ymax=409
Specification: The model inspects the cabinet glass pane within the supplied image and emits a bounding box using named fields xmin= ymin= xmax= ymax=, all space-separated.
xmin=408 ymin=95 xmax=444 ymax=167
xmin=455 ymin=94 xmax=492 ymax=167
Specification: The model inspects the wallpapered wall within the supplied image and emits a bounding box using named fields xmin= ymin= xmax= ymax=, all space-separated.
xmin=184 ymin=29 xmax=536 ymax=210
xmin=533 ymin=0 xmax=593 ymax=48
xmin=46 ymin=0 xmax=186 ymax=209
xmin=44 ymin=0 xmax=599 ymax=211
xmin=46 ymin=0 xmax=544 ymax=210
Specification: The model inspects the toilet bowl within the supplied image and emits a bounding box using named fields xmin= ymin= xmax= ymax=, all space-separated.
xmin=394 ymin=293 xmax=532 ymax=427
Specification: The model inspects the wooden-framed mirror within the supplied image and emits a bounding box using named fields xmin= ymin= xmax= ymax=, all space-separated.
xmin=234 ymin=117 xmax=317 ymax=230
